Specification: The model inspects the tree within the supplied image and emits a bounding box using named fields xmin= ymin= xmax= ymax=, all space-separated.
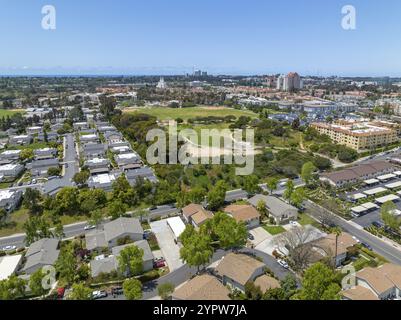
xmin=256 ymin=200 xmax=268 ymax=219
xmin=290 ymin=188 xmax=305 ymax=208
xmin=47 ymin=166 xmax=61 ymax=177
xmin=22 ymin=188 xmax=43 ymax=215
xmin=53 ymin=187 xmax=80 ymax=216
xmin=69 ymin=283 xmax=92 ymax=300
xmin=292 ymin=263 xmax=340 ymax=300
xmin=55 ymin=245 xmax=77 ymax=285
xmin=301 ymin=162 xmax=316 ymax=186
xmin=53 ymin=222 xmax=65 ymax=240
xmin=283 ymin=180 xmax=295 ymax=202
xmin=158 ymin=282 xmax=175 ymax=300
xmin=275 ymin=226 xmax=319 ymax=271
xmin=0 ymin=208 xmax=7 ymax=226
xmin=0 ymin=275 xmax=26 ymax=300
xmin=245 ymin=281 xmax=263 ymax=300
xmin=243 ymin=175 xmax=260 ymax=195
xmin=23 ymin=216 xmax=53 ymax=245
xmin=123 ymin=278 xmax=142 ymax=300
xmin=266 ymin=177 xmax=279 ymax=195
xmin=89 ymin=209 xmax=103 ymax=227
xmin=72 ymin=171 xmax=90 ymax=186
xmin=207 ymin=181 xmax=227 ymax=211
xmin=20 ymin=148 xmax=34 ymax=161
xmin=330 ymin=227 xmax=342 ymax=268
xmin=29 ymin=268 xmax=47 ymax=297
xmin=381 ymin=201 xmax=400 ymax=231
xmin=108 ymin=200 xmax=127 ymax=219
xmin=202 ymin=212 xmax=247 ymax=250
xmin=180 ymin=231 xmax=213 ymax=272
xmin=117 ymin=245 xmax=144 ymax=276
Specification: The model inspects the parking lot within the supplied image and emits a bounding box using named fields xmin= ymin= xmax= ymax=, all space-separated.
xmin=149 ymin=220 xmax=184 ymax=272
xmin=346 ymin=173 xmax=401 ymax=228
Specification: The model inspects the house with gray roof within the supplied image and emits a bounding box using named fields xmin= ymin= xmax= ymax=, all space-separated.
xmin=34 ymin=148 xmax=57 ymax=160
xmin=90 ymin=255 xmax=118 ymax=278
xmin=28 ymin=158 xmax=60 ymax=177
xmin=85 ymin=217 xmax=144 ymax=251
xmin=37 ymin=131 xmax=58 ymax=142
xmin=84 ymin=157 xmax=110 ymax=175
xmin=248 ymin=194 xmax=298 ymax=225
xmin=82 ymin=143 xmax=106 ymax=160
xmin=22 ymin=238 xmax=60 ymax=275
xmin=125 ymin=167 xmax=158 ymax=185
xmin=9 ymin=135 xmax=32 ymax=146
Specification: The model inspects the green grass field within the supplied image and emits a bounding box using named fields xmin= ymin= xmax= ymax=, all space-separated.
xmin=124 ymin=106 xmax=258 ymax=121
xmin=263 ymin=225 xmax=286 ymax=235
xmin=0 ymin=109 xmax=25 ymax=117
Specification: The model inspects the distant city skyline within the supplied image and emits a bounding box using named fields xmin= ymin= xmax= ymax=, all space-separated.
xmin=1 ymin=0 xmax=401 ymax=76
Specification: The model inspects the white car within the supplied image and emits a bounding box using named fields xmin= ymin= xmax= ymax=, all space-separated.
xmin=352 ymin=236 xmax=361 ymax=243
xmin=290 ymin=221 xmax=298 ymax=227
xmin=2 ymin=245 xmax=17 ymax=251
xmin=84 ymin=225 xmax=96 ymax=231
xmin=92 ymin=290 xmax=107 ymax=299
xmin=277 ymin=259 xmax=289 ymax=269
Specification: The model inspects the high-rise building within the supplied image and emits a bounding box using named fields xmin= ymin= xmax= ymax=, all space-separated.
xmin=156 ymin=77 xmax=167 ymax=89
xmin=276 ymin=72 xmax=302 ymax=91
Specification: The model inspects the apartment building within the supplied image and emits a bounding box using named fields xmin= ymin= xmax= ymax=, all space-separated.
xmin=311 ymin=121 xmax=398 ymax=151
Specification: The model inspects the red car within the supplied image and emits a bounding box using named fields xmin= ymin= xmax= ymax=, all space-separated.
xmin=153 ymin=260 xmax=166 ymax=268
xmin=57 ymin=287 xmax=65 ymax=299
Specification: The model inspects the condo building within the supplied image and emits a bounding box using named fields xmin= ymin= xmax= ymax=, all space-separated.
xmin=311 ymin=121 xmax=399 ymax=151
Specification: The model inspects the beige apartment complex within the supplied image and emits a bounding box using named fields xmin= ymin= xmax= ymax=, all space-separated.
xmin=311 ymin=121 xmax=399 ymax=151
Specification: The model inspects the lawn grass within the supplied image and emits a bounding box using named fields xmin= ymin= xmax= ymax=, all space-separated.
xmin=123 ymin=106 xmax=258 ymax=121
xmin=0 ymin=208 xmax=30 ymax=237
xmin=269 ymin=131 xmax=302 ymax=148
xmin=263 ymin=225 xmax=286 ymax=235
xmin=8 ymin=142 xmax=49 ymax=151
xmin=0 ymin=109 xmax=25 ymax=117
xmin=298 ymin=213 xmax=317 ymax=226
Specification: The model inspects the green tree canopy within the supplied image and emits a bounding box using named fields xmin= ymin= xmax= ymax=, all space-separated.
xmin=123 ymin=278 xmax=142 ymax=300
xmin=117 ymin=245 xmax=144 ymax=276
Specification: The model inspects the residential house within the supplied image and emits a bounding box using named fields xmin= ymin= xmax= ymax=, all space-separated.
xmin=0 ymin=163 xmax=24 ymax=179
xmin=82 ymin=143 xmax=107 ymax=160
xmin=90 ymin=255 xmax=118 ymax=278
xmin=0 ymin=189 xmax=22 ymax=213
xmin=85 ymin=217 xmax=144 ymax=251
xmin=111 ymin=145 xmax=132 ymax=154
xmin=29 ymin=158 xmax=60 ymax=177
xmin=115 ymin=152 xmax=142 ymax=170
xmin=0 ymin=255 xmax=23 ymax=281
xmin=172 ymin=275 xmax=230 ymax=300
xmin=248 ymin=195 xmax=298 ymax=225
xmin=182 ymin=203 xmax=213 ymax=229
xmin=223 ymin=204 xmax=260 ymax=229
xmin=98 ymin=125 xmax=116 ymax=133
xmin=84 ymin=158 xmax=110 ymax=175
xmin=341 ymin=263 xmax=401 ymax=300
xmin=254 ymin=275 xmax=281 ymax=293
xmin=26 ymin=126 xmax=43 ymax=135
xmin=73 ymin=122 xmax=89 ymax=130
xmin=88 ymin=173 xmax=116 ymax=191
xmin=125 ymin=167 xmax=158 ymax=185
xmin=0 ymin=150 xmax=21 ymax=161
xmin=308 ymin=232 xmax=358 ymax=267
xmin=215 ymin=253 xmax=265 ymax=292
xmin=37 ymin=131 xmax=58 ymax=142
xmin=34 ymin=148 xmax=57 ymax=160
xmin=22 ymin=238 xmax=60 ymax=275
xmin=104 ymin=131 xmax=123 ymax=145
xmin=80 ymin=134 xmax=99 ymax=144
xmin=9 ymin=135 xmax=32 ymax=146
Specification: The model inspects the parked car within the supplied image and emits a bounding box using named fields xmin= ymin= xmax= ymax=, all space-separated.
xmin=247 ymin=233 xmax=255 ymax=240
xmin=57 ymin=287 xmax=65 ymax=299
xmin=352 ymin=236 xmax=361 ymax=243
xmin=153 ymin=260 xmax=166 ymax=268
xmin=111 ymin=286 xmax=123 ymax=295
xmin=92 ymin=290 xmax=108 ymax=299
xmin=277 ymin=259 xmax=289 ymax=269
xmin=84 ymin=225 xmax=96 ymax=231
xmin=2 ymin=245 xmax=17 ymax=251
xmin=372 ymin=221 xmax=384 ymax=228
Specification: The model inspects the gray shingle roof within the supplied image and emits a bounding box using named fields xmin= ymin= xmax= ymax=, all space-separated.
xmin=85 ymin=231 xmax=107 ymax=251
xmin=103 ymin=217 xmax=143 ymax=242
xmin=90 ymin=256 xmax=118 ymax=277
xmin=111 ymin=240 xmax=153 ymax=262
xmin=248 ymin=194 xmax=298 ymax=219
xmin=23 ymin=238 xmax=60 ymax=273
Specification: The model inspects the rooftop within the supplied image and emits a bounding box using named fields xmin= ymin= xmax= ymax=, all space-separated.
xmin=172 ymin=275 xmax=230 ymax=300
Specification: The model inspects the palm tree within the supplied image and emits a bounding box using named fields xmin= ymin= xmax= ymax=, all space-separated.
xmin=330 ymin=226 xmax=342 ymax=268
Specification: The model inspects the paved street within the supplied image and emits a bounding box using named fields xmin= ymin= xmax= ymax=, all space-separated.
xmin=305 ymin=199 xmax=401 ymax=265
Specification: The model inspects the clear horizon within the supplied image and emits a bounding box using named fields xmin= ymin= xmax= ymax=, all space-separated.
xmin=1 ymin=0 xmax=401 ymax=77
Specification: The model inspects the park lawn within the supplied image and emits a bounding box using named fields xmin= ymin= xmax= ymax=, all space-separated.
xmin=263 ymin=224 xmax=286 ymax=235
xmin=124 ymin=106 xmax=258 ymax=121
xmin=0 ymin=182 xmax=12 ymax=189
xmin=0 ymin=109 xmax=25 ymax=117
xmin=0 ymin=208 xmax=30 ymax=237
xmin=59 ymin=215 xmax=89 ymax=226
xmin=8 ymin=142 xmax=50 ymax=151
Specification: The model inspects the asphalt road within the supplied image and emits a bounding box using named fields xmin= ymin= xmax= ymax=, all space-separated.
xmin=304 ymin=200 xmax=401 ymax=266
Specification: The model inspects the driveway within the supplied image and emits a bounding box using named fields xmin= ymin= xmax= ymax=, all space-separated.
xmin=150 ymin=220 xmax=184 ymax=272
xmin=249 ymin=227 xmax=272 ymax=246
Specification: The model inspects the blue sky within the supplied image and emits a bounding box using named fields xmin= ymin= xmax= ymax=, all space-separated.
xmin=0 ymin=0 xmax=400 ymax=76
